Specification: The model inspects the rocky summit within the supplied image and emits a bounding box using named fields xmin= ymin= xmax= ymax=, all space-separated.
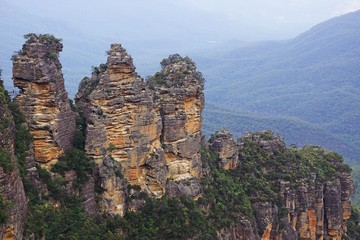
xmin=76 ymin=45 xmax=204 ymax=215
xmin=0 ymin=34 xmax=356 ymax=239
xmin=12 ymin=34 xmax=76 ymax=167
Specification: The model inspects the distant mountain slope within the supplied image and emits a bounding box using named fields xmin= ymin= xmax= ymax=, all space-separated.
xmin=197 ymin=10 xmax=360 ymax=163
xmin=203 ymin=103 xmax=360 ymax=163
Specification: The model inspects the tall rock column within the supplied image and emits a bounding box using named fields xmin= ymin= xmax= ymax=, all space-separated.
xmin=76 ymin=44 xmax=165 ymax=215
xmin=76 ymin=47 xmax=205 ymax=215
xmin=151 ymin=54 xmax=205 ymax=182
xmin=12 ymin=34 xmax=76 ymax=167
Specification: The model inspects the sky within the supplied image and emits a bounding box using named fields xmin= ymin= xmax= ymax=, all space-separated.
xmin=3 ymin=0 xmax=360 ymax=41
xmin=1 ymin=0 xmax=360 ymax=95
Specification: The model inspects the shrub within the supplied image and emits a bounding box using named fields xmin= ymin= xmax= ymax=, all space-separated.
xmin=0 ymin=194 xmax=8 ymax=224
xmin=52 ymin=148 xmax=94 ymax=185
xmin=0 ymin=148 xmax=13 ymax=172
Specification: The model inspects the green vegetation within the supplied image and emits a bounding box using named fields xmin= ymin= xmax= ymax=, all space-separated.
xmin=351 ymin=166 xmax=360 ymax=205
xmin=344 ymin=206 xmax=360 ymax=240
xmin=69 ymin=99 xmax=86 ymax=150
xmin=24 ymin=33 xmax=62 ymax=44
xmin=78 ymin=76 xmax=99 ymax=97
xmin=203 ymin=102 xmax=360 ymax=164
xmin=44 ymin=51 xmax=58 ymax=61
xmin=91 ymin=63 xmax=107 ymax=75
xmin=8 ymin=101 xmax=33 ymax=180
xmin=199 ymin=11 xmax=360 ymax=164
xmin=0 ymin=148 xmax=13 ymax=172
xmin=0 ymin=194 xmax=7 ymax=224
xmin=148 ymin=55 xmax=204 ymax=90
xmin=52 ymin=148 xmax=94 ymax=186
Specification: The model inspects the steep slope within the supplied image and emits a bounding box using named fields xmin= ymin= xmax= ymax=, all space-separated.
xmin=0 ymin=39 xmax=356 ymax=239
xmin=12 ymin=34 xmax=76 ymax=167
xmin=210 ymin=130 xmax=354 ymax=239
xmin=203 ymin=103 xmax=360 ymax=163
xmin=76 ymin=46 xmax=204 ymax=215
xmin=0 ymin=72 xmax=27 ymax=240
xmin=198 ymin=10 xmax=360 ymax=163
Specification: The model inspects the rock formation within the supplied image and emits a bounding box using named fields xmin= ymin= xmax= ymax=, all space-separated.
xmin=209 ymin=129 xmax=239 ymax=170
xmin=151 ymin=53 xmax=204 ymax=182
xmin=225 ymin=130 xmax=355 ymax=240
xmin=0 ymin=77 xmax=27 ymax=240
xmin=76 ymin=44 xmax=163 ymax=215
xmin=12 ymin=34 xmax=76 ymax=167
xmin=76 ymin=45 xmax=204 ymax=215
xmin=1 ymin=36 xmax=355 ymax=239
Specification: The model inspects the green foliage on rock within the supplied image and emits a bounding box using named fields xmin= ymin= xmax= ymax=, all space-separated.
xmin=52 ymin=148 xmax=94 ymax=186
xmin=8 ymin=101 xmax=33 ymax=179
xmin=24 ymin=33 xmax=62 ymax=44
xmin=0 ymin=148 xmax=13 ymax=172
xmin=78 ymin=76 xmax=99 ymax=97
xmin=0 ymin=194 xmax=8 ymax=224
xmin=148 ymin=54 xmax=204 ymax=90
xmin=25 ymin=193 xmax=122 ymax=240
xmin=344 ymin=206 xmax=360 ymax=240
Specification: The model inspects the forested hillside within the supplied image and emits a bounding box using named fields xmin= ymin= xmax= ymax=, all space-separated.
xmin=197 ymin=10 xmax=360 ymax=163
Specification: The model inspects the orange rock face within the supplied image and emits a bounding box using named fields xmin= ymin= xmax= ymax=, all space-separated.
xmin=76 ymin=46 xmax=204 ymax=215
xmin=235 ymin=133 xmax=355 ymax=240
xmin=261 ymin=223 xmax=272 ymax=240
xmin=12 ymin=34 xmax=76 ymax=167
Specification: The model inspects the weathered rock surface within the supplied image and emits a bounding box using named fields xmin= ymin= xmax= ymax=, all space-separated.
xmin=76 ymin=46 xmax=204 ymax=215
xmin=217 ymin=218 xmax=259 ymax=240
xmin=235 ymin=131 xmax=355 ymax=240
xmin=0 ymin=80 xmax=27 ymax=240
xmin=151 ymin=54 xmax=204 ymax=182
xmin=209 ymin=129 xmax=239 ymax=170
xmin=12 ymin=34 xmax=76 ymax=167
xmin=76 ymin=44 xmax=164 ymax=215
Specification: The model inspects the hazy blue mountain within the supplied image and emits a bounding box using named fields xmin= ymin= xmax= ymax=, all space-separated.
xmin=197 ymin=10 xmax=360 ymax=163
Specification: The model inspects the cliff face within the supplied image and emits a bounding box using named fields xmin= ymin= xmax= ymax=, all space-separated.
xmin=0 ymin=79 xmax=27 ymax=240
xmin=76 ymin=46 xmax=204 ymax=215
xmin=12 ymin=34 xmax=76 ymax=167
xmin=2 ymin=37 xmax=355 ymax=239
xmin=151 ymin=54 xmax=204 ymax=182
xmin=209 ymin=129 xmax=239 ymax=170
xmin=212 ymin=130 xmax=354 ymax=240
xmin=76 ymin=44 xmax=163 ymax=215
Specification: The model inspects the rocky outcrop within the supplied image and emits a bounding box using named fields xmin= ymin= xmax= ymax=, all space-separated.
xmin=217 ymin=219 xmax=259 ymax=240
xmin=209 ymin=129 xmax=239 ymax=170
xmin=76 ymin=44 xmax=164 ymax=214
xmin=234 ymin=131 xmax=355 ymax=240
xmin=12 ymin=34 xmax=76 ymax=167
xmin=76 ymin=46 xmax=204 ymax=215
xmin=0 ymin=79 xmax=27 ymax=240
xmin=152 ymin=54 xmax=204 ymax=182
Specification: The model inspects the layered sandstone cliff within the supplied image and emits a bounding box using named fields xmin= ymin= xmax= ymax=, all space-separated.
xmin=0 ymin=78 xmax=27 ymax=240
xmin=76 ymin=45 xmax=204 ymax=215
xmin=12 ymin=34 xmax=76 ymax=167
xmin=150 ymin=54 xmax=204 ymax=182
xmin=2 ymin=37 xmax=355 ymax=239
xmin=212 ymin=130 xmax=354 ymax=240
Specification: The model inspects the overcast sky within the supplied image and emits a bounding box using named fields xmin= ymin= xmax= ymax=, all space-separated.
xmin=1 ymin=0 xmax=360 ymax=95
xmin=3 ymin=0 xmax=360 ymax=41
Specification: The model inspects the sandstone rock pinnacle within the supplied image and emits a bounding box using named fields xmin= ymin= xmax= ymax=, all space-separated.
xmin=12 ymin=34 xmax=76 ymax=166
xmin=76 ymin=47 xmax=205 ymax=215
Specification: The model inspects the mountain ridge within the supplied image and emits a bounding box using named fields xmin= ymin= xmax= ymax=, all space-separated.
xmin=198 ymin=10 xmax=360 ymax=163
